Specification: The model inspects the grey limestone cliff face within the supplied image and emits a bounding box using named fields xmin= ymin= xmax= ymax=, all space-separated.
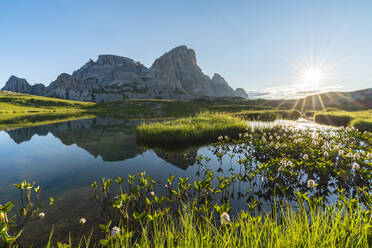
xmin=234 ymin=88 xmax=249 ymax=98
xmin=2 ymin=76 xmax=46 ymax=95
xmin=2 ymin=46 xmax=248 ymax=102
xmin=150 ymin=46 xmax=237 ymax=98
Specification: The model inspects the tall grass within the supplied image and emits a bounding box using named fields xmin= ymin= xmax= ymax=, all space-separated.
xmin=45 ymin=202 xmax=371 ymax=248
xmin=314 ymin=110 xmax=372 ymax=131
xmin=234 ymin=110 xmax=301 ymax=121
xmin=136 ymin=113 xmax=247 ymax=148
xmin=314 ymin=113 xmax=352 ymax=127
xmin=351 ymin=118 xmax=372 ymax=132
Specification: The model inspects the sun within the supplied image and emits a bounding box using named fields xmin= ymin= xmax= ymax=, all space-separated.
xmin=302 ymin=68 xmax=324 ymax=87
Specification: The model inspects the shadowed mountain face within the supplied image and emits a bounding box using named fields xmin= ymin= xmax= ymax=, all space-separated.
xmin=2 ymin=46 xmax=248 ymax=102
xmin=5 ymin=118 xmax=199 ymax=169
xmin=2 ymin=76 xmax=45 ymax=95
xmin=154 ymin=148 xmax=198 ymax=170
xmin=6 ymin=118 xmax=143 ymax=161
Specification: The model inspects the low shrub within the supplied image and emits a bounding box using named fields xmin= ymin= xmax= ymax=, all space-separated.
xmin=351 ymin=118 xmax=372 ymax=132
xmin=314 ymin=113 xmax=352 ymax=126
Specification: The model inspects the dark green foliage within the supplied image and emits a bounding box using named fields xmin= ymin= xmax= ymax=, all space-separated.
xmin=351 ymin=118 xmax=372 ymax=132
xmin=235 ymin=110 xmax=301 ymax=121
xmin=314 ymin=113 xmax=352 ymax=126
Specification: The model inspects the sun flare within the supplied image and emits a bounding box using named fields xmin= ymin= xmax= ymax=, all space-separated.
xmin=302 ymin=68 xmax=324 ymax=87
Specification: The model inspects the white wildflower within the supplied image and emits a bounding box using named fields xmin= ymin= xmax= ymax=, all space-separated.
xmin=352 ymin=162 xmax=360 ymax=171
xmin=338 ymin=150 xmax=344 ymax=156
xmin=111 ymin=226 xmax=121 ymax=237
xmin=303 ymin=154 xmax=309 ymax=160
xmin=345 ymin=152 xmax=353 ymax=158
xmin=39 ymin=212 xmax=45 ymax=219
xmin=353 ymin=153 xmax=360 ymax=160
xmin=367 ymin=153 xmax=372 ymax=159
xmin=307 ymin=179 xmax=315 ymax=189
xmin=79 ymin=218 xmax=86 ymax=225
xmin=150 ymin=191 xmax=155 ymax=197
xmin=269 ymin=135 xmax=273 ymax=140
xmin=324 ymin=151 xmax=329 ymax=158
xmin=220 ymin=212 xmax=231 ymax=225
xmin=275 ymin=144 xmax=280 ymax=149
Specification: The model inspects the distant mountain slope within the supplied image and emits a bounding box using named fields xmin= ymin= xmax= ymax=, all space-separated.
xmin=1 ymin=46 xmax=248 ymax=102
xmin=256 ymin=88 xmax=372 ymax=111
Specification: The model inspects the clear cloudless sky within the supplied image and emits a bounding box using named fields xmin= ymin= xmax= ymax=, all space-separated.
xmin=1 ymin=0 xmax=371 ymax=98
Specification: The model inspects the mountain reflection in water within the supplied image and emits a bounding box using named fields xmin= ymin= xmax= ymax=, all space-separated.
xmin=0 ymin=117 xmax=202 ymax=246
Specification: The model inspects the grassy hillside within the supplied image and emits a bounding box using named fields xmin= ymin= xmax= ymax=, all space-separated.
xmin=1 ymin=90 xmax=371 ymax=131
xmin=257 ymin=88 xmax=372 ymax=112
xmin=0 ymin=91 xmax=95 ymax=130
xmin=0 ymin=91 xmax=94 ymax=112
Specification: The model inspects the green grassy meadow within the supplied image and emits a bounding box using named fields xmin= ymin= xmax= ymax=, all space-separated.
xmin=136 ymin=113 xmax=248 ymax=148
xmin=314 ymin=110 xmax=372 ymax=132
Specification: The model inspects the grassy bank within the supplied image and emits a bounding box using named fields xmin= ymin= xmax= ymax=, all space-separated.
xmin=44 ymin=202 xmax=370 ymax=248
xmin=136 ymin=113 xmax=247 ymax=148
xmin=0 ymin=91 xmax=94 ymax=112
xmin=0 ymin=91 xmax=96 ymax=130
xmin=234 ymin=110 xmax=301 ymax=121
xmin=314 ymin=110 xmax=372 ymax=131
xmin=0 ymin=112 xmax=96 ymax=130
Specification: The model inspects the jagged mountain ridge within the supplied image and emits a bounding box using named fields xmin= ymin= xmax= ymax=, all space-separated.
xmin=2 ymin=46 xmax=248 ymax=102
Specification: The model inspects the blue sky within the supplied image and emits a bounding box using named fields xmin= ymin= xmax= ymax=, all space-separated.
xmin=0 ymin=0 xmax=371 ymax=98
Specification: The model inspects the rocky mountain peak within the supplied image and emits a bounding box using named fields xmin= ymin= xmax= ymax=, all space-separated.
xmin=2 ymin=75 xmax=45 ymax=95
xmin=234 ymin=88 xmax=249 ymax=98
xmin=151 ymin=45 xmax=198 ymax=70
xmin=96 ymin=55 xmax=140 ymax=66
xmin=212 ymin=73 xmax=229 ymax=85
xmin=3 ymin=46 xmax=249 ymax=101
xmin=2 ymin=76 xmax=31 ymax=92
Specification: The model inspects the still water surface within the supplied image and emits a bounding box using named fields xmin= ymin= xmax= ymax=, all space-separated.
xmin=0 ymin=117 xmax=339 ymax=245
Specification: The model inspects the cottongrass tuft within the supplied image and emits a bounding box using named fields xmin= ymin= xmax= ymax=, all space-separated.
xmin=220 ymin=212 xmax=230 ymax=225
xmin=307 ymin=179 xmax=315 ymax=188
xmin=79 ymin=218 xmax=86 ymax=225
xmin=323 ymin=151 xmax=329 ymax=158
xmin=111 ymin=226 xmax=121 ymax=237
xmin=352 ymin=162 xmax=360 ymax=171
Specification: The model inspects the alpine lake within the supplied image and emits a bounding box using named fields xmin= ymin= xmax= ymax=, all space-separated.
xmin=0 ymin=117 xmax=370 ymax=246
